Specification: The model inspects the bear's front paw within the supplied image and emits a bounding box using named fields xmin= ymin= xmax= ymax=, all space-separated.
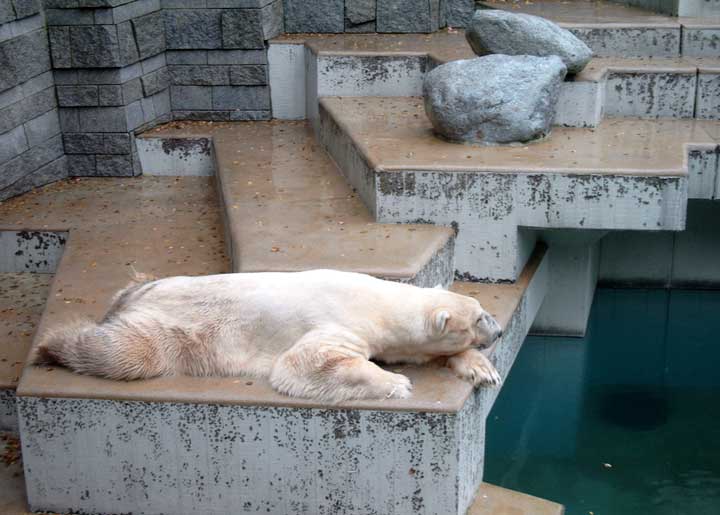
xmin=381 ymin=372 xmax=413 ymax=399
xmin=448 ymin=350 xmax=502 ymax=387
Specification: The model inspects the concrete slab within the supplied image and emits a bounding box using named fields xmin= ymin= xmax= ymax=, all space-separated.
xmin=17 ymin=247 xmax=549 ymax=515
xmin=140 ymin=120 xmax=456 ymax=286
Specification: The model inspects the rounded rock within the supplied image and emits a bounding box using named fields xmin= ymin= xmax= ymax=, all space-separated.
xmin=423 ymin=55 xmax=567 ymax=145
xmin=465 ymin=9 xmax=593 ymax=74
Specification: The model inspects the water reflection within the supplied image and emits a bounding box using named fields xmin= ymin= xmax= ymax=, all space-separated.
xmin=485 ymin=288 xmax=720 ymax=515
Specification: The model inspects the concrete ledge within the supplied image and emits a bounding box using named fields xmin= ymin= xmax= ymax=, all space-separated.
xmin=269 ymin=33 xmax=720 ymax=127
xmin=318 ymin=96 xmax=708 ymax=281
xmin=17 ymin=245 xmax=549 ymax=515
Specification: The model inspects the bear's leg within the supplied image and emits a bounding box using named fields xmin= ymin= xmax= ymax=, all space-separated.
xmin=447 ymin=348 xmax=502 ymax=387
xmin=269 ymin=330 xmax=412 ymax=402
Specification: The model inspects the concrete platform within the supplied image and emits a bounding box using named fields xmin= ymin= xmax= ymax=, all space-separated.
xmin=269 ymin=31 xmax=720 ymax=126
xmin=17 ymin=245 xmax=549 ymax=515
xmin=0 ymin=274 xmax=52 ymax=431
xmin=139 ymin=121 xmax=455 ymax=287
xmin=318 ymin=95 xmax=719 ymax=280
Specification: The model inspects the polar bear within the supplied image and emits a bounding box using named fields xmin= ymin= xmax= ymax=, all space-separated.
xmin=33 ymin=270 xmax=503 ymax=402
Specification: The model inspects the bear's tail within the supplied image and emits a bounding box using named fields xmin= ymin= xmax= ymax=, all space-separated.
xmin=32 ymin=319 xmax=162 ymax=380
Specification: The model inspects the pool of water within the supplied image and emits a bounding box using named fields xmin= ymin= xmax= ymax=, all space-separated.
xmin=484 ymin=288 xmax=720 ymax=515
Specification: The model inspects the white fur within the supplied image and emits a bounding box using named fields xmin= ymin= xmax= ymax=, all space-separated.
xmin=35 ymin=270 xmax=503 ymax=402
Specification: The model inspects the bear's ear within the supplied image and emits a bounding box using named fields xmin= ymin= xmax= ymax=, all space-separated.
xmin=433 ymin=310 xmax=451 ymax=334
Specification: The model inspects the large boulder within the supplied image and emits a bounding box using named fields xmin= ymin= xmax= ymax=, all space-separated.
xmin=423 ymin=55 xmax=567 ymax=144
xmin=466 ymin=9 xmax=592 ymax=74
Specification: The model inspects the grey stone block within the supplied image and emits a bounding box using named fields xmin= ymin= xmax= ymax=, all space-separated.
xmin=141 ymin=52 xmax=167 ymax=73
xmin=48 ymin=26 xmax=72 ymax=68
xmin=211 ymin=85 xmax=270 ymax=109
xmin=0 ymin=71 xmax=53 ymax=109
xmin=45 ymin=8 xmax=96 ymax=25
xmin=466 ymin=9 xmax=593 ymax=74
xmin=0 ymin=155 xmax=67 ymax=201
xmin=229 ymin=64 xmax=267 ymax=85
xmin=207 ymin=49 xmax=266 ymax=64
xmin=346 ymin=0 xmax=375 ymax=25
xmin=284 ymin=0 xmax=344 ymax=33
xmin=151 ymin=87 xmax=171 ymax=116
xmin=424 ymin=55 xmax=567 ymax=144
xmin=122 ymin=77 xmax=143 ymax=103
xmin=345 ymin=19 xmax=375 ymax=32
xmin=170 ymin=85 xmax=212 ymax=109
xmin=445 ymin=0 xmax=477 ymax=27
xmin=77 ymin=106 xmax=129 ymax=132
xmin=0 ymin=29 xmax=52 ymax=90
xmin=96 ymin=153 xmax=133 ymax=176
xmin=69 ymin=25 xmax=121 ymax=67
xmin=133 ymin=10 xmax=166 ymax=59
xmin=66 ymin=154 xmax=96 ymax=176
xmin=53 ymin=70 xmax=78 ymax=85
xmin=0 ymin=87 xmax=56 ymax=134
xmin=125 ymin=98 xmax=145 ymax=129
xmin=262 ymin=0 xmax=284 ymax=40
xmin=605 ymin=72 xmax=696 ymax=118
xmin=0 ymin=133 xmax=63 ymax=189
xmin=166 ymin=50 xmax=208 ymax=64
xmin=228 ymin=109 xmax=271 ymax=120
xmin=99 ymin=84 xmax=124 ymax=105
xmin=24 ymin=109 xmax=61 ymax=146
xmin=64 ymin=132 xmax=133 ymax=154
xmin=141 ymin=67 xmax=170 ymax=95
xmin=96 ymin=0 xmax=161 ymax=25
xmin=0 ymin=125 xmax=29 ymax=164
xmin=12 ymin=0 xmax=42 ymax=19
xmin=377 ymin=0 xmax=441 ymax=33
xmin=160 ymin=0 xmax=201 ymax=7
xmin=221 ymin=9 xmax=264 ymax=49
xmin=206 ymin=0 xmax=274 ymax=6
xmin=58 ymin=108 xmax=80 ymax=132
xmin=63 ymin=132 xmax=105 ymax=154
xmin=103 ymin=133 xmax=132 ymax=154
xmin=169 ymin=65 xmax=229 ymax=85
xmin=117 ymin=21 xmax=140 ymax=65
xmin=0 ymin=1 xmax=15 ymax=24
xmin=570 ymin=27 xmax=680 ymax=58
xmin=57 ymin=85 xmax=99 ymax=107
xmin=164 ymin=9 xmax=222 ymax=49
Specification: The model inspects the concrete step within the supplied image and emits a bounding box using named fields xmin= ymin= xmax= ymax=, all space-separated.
xmin=318 ymin=95 xmax=720 ymax=281
xmin=268 ymin=32 xmax=720 ymax=127
xmin=15 ymin=244 xmax=549 ymax=515
xmin=139 ymin=120 xmax=455 ymax=287
xmin=480 ymin=0 xmax=720 ymax=57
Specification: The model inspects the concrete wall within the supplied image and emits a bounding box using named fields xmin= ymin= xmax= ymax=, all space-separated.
xmin=0 ymin=0 xmax=67 ymax=201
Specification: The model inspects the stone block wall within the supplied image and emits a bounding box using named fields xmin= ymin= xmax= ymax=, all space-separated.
xmin=283 ymin=0 xmax=476 ymax=34
xmin=1 ymin=0 xmax=66 ymax=201
xmin=164 ymin=0 xmax=281 ymax=121
xmin=46 ymin=0 xmax=169 ymax=177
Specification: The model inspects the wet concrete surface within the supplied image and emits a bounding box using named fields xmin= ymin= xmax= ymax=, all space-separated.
xmin=0 ymin=275 xmax=52 ymax=389
xmin=321 ymin=96 xmax=718 ymax=175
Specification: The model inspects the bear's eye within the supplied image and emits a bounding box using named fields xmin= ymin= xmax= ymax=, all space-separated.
xmin=476 ymin=316 xmax=483 ymax=327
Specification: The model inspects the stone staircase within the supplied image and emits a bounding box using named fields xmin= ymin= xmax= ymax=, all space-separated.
xmin=1 ymin=0 xmax=719 ymax=514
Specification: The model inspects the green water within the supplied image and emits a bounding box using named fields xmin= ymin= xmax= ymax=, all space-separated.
xmin=484 ymin=289 xmax=720 ymax=515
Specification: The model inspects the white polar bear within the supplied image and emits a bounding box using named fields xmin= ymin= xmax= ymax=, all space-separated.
xmin=34 ymin=270 xmax=503 ymax=402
